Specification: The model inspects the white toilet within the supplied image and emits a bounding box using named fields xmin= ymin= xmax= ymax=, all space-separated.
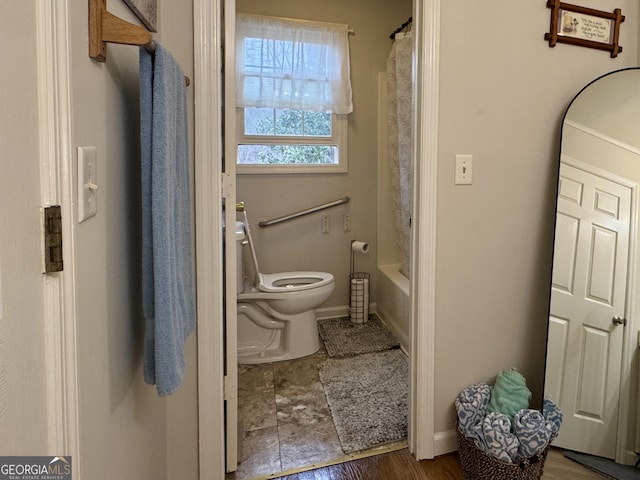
xmin=235 ymin=217 xmax=335 ymax=364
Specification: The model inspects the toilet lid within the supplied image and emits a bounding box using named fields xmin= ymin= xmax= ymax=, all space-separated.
xmin=258 ymin=271 xmax=334 ymax=293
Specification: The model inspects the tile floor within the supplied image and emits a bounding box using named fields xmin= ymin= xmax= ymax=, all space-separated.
xmin=226 ymin=343 xmax=407 ymax=480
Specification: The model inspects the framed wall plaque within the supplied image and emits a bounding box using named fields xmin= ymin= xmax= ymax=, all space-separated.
xmin=545 ymin=0 xmax=624 ymax=58
xmin=123 ymin=0 xmax=157 ymax=32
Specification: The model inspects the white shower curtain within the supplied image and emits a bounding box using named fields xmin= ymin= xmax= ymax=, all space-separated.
xmin=386 ymin=31 xmax=413 ymax=278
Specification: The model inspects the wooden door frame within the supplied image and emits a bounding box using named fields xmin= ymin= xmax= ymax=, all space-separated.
xmin=37 ymin=0 xmax=81 ymax=467
xmin=193 ymin=0 xmax=227 ymax=477
xmin=411 ymin=0 xmax=440 ymax=460
xmin=193 ymin=0 xmax=442 ymax=477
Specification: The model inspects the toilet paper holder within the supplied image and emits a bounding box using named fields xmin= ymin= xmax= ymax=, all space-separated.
xmin=349 ymin=239 xmax=369 ymax=276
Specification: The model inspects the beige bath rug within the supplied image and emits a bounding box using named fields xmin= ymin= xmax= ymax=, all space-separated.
xmin=318 ymin=348 xmax=408 ymax=454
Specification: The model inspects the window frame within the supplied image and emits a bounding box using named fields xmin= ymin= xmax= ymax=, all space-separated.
xmin=236 ymin=107 xmax=349 ymax=174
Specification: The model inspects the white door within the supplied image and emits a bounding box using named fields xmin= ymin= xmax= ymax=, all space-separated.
xmin=223 ymin=0 xmax=239 ymax=472
xmin=544 ymin=160 xmax=631 ymax=459
xmin=0 ymin=0 xmax=50 ymax=453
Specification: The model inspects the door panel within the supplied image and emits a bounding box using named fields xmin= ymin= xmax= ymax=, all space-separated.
xmin=545 ymin=161 xmax=630 ymax=459
xmin=0 ymin=0 xmax=49 ymax=452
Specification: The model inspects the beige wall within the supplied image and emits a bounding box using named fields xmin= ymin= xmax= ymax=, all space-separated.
xmin=434 ymin=0 xmax=640 ymax=435
xmin=235 ymin=0 xmax=413 ymax=309
xmin=158 ymin=3 xmax=200 ymax=477
xmin=69 ymin=1 xmax=197 ymax=478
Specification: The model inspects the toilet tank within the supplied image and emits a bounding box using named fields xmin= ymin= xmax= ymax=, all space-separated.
xmin=235 ymin=221 xmax=246 ymax=292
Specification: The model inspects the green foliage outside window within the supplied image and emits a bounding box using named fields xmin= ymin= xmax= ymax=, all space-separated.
xmin=239 ymin=108 xmax=337 ymax=165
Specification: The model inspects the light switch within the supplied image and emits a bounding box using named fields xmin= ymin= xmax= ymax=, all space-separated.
xmin=77 ymin=146 xmax=98 ymax=222
xmin=455 ymin=154 xmax=473 ymax=185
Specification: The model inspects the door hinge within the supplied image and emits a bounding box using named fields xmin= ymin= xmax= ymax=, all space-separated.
xmin=223 ymin=374 xmax=237 ymax=401
xmin=43 ymin=205 xmax=63 ymax=273
xmin=222 ymin=173 xmax=235 ymax=200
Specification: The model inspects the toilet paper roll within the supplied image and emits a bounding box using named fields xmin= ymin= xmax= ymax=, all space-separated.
xmin=351 ymin=241 xmax=369 ymax=254
xmin=349 ymin=277 xmax=370 ymax=324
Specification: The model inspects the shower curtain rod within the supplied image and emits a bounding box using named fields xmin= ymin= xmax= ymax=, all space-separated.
xmin=389 ymin=16 xmax=413 ymax=40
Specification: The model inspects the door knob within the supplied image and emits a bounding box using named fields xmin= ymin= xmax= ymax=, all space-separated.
xmin=613 ymin=316 xmax=627 ymax=326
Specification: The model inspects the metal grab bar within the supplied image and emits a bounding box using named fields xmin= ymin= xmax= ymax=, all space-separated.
xmin=258 ymin=196 xmax=350 ymax=228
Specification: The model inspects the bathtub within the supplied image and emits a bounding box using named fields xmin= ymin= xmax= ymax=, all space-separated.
xmin=376 ymin=264 xmax=410 ymax=350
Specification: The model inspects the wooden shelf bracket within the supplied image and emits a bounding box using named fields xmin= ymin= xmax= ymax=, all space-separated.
xmin=89 ymin=0 xmax=153 ymax=62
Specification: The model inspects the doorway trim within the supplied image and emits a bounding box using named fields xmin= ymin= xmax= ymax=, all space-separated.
xmin=411 ymin=0 xmax=440 ymax=460
xmin=193 ymin=0 xmax=441 ymax=476
xmin=193 ymin=0 xmax=227 ymax=477
xmin=36 ymin=0 xmax=81 ymax=467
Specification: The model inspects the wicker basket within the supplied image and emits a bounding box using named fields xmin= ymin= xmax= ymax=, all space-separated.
xmin=456 ymin=425 xmax=548 ymax=480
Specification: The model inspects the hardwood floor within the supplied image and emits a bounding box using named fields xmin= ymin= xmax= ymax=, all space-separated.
xmin=272 ymin=448 xmax=604 ymax=480
xmin=543 ymin=449 xmax=604 ymax=480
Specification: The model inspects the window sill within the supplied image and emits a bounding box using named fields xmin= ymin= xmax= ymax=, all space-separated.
xmin=236 ymin=163 xmax=348 ymax=174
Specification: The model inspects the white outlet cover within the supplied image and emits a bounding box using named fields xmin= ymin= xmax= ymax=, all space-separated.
xmin=77 ymin=146 xmax=98 ymax=222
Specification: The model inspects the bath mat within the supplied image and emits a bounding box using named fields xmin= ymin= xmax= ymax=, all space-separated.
xmin=317 ymin=314 xmax=400 ymax=358
xmin=318 ymin=348 xmax=408 ymax=454
xmin=564 ymin=451 xmax=640 ymax=479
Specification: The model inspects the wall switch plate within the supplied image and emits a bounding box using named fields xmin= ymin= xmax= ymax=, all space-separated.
xmin=455 ymin=154 xmax=473 ymax=185
xmin=77 ymin=146 xmax=98 ymax=222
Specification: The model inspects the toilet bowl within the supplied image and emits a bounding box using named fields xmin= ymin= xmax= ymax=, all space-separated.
xmin=235 ymin=214 xmax=335 ymax=364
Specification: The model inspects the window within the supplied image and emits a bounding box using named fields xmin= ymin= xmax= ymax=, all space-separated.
xmin=237 ymin=107 xmax=347 ymax=172
xmin=235 ymin=14 xmax=352 ymax=173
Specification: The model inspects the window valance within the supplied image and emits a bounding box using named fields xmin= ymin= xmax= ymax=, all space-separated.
xmin=236 ymin=13 xmax=353 ymax=114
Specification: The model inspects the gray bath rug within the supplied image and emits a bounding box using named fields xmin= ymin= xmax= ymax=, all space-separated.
xmin=564 ymin=451 xmax=640 ymax=479
xmin=317 ymin=314 xmax=400 ymax=358
xmin=318 ymin=348 xmax=408 ymax=454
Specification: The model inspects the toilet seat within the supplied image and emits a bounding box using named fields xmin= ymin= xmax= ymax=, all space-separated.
xmin=258 ymin=271 xmax=334 ymax=293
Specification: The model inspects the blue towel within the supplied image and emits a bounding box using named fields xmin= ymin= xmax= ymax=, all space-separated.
xmin=455 ymin=383 xmax=491 ymax=450
xmin=140 ymin=42 xmax=196 ymax=396
xmin=543 ymin=398 xmax=563 ymax=440
xmin=513 ymin=409 xmax=553 ymax=460
xmin=482 ymin=412 xmax=518 ymax=463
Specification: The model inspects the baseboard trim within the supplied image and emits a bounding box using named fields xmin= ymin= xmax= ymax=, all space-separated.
xmin=434 ymin=429 xmax=458 ymax=457
xmin=624 ymin=449 xmax=640 ymax=466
